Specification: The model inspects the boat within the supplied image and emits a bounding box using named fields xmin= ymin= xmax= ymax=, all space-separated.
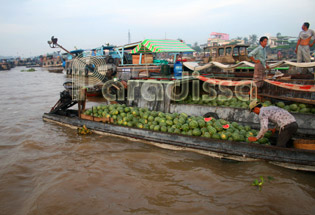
xmin=47 ymin=66 xmax=64 ymax=73
xmin=42 ymin=53 xmax=64 ymax=73
xmin=86 ymin=84 xmax=102 ymax=97
xmin=43 ymin=37 xmax=315 ymax=172
xmin=42 ymin=110 xmax=315 ymax=172
xmin=0 ymin=60 xmax=11 ymax=70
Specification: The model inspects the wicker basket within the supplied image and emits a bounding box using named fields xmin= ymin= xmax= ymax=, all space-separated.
xmin=294 ymin=139 xmax=315 ymax=150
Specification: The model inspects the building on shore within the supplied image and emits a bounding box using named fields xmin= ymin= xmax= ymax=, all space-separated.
xmin=207 ymin=32 xmax=230 ymax=46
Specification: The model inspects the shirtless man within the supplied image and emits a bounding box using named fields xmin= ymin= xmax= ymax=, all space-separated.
xmin=295 ymin=22 xmax=315 ymax=73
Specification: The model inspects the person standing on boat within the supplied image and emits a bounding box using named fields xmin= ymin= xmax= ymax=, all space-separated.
xmin=248 ymin=36 xmax=269 ymax=89
xmin=295 ymin=22 xmax=315 ymax=74
xmin=248 ymin=100 xmax=298 ymax=147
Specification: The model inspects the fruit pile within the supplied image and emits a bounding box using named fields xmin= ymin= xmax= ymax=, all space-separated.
xmin=176 ymin=96 xmax=315 ymax=114
xmin=267 ymin=101 xmax=315 ymax=114
xmin=177 ymin=96 xmax=250 ymax=108
xmin=77 ymin=125 xmax=92 ymax=135
xmin=83 ymin=104 xmax=272 ymax=145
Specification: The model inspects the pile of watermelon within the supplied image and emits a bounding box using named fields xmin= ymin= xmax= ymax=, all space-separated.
xmin=83 ymin=104 xmax=272 ymax=145
xmin=176 ymin=96 xmax=315 ymax=114
xmin=266 ymin=101 xmax=315 ymax=114
xmin=177 ymin=96 xmax=250 ymax=108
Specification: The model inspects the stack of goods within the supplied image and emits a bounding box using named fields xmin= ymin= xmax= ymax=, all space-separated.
xmin=83 ymin=104 xmax=272 ymax=145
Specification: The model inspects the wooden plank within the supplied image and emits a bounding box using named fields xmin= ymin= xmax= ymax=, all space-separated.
xmin=259 ymin=93 xmax=315 ymax=105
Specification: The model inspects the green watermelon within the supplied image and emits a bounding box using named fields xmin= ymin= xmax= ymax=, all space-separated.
xmin=299 ymin=104 xmax=306 ymax=109
xmin=207 ymin=126 xmax=217 ymax=135
xmin=276 ymin=102 xmax=285 ymax=108
xmin=198 ymin=120 xmax=206 ymax=128
xmin=153 ymin=125 xmax=160 ymax=131
xmin=258 ymin=137 xmax=268 ymax=144
xmin=160 ymin=126 xmax=167 ymax=132
xmin=168 ymin=127 xmax=175 ymax=133
xmin=174 ymin=128 xmax=181 ymax=134
xmin=192 ymin=128 xmax=201 ymax=136
xmin=289 ymin=104 xmax=298 ymax=111
xmin=202 ymin=132 xmax=210 ymax=138
xmin=182 ymin=124 xmax=190 ymax=132
xmin=212 ymin=133 xmax=220 ymax=139
xmin=189 ymin=120 xmax=199 ymax=129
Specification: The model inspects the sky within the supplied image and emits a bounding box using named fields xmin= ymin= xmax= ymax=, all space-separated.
xmin=0 ymin=0 xmax=314 ymax=57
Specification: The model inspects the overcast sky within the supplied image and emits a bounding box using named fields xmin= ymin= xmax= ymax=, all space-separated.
xmin=0 ymin=0 xmax=314 ymax=57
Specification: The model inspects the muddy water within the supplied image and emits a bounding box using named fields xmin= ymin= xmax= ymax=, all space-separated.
xmin=0 ymin=67 xmax=314 ymax=215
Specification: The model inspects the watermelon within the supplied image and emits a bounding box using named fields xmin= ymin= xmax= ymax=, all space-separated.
xmin=299 ymin=104 xmax=306 ymax=109
xmin=207 ymin=126 xmax=217 ymax=135
xmin=187 ymin=130 xmax=193 ymax=136
xmin=168 ymin=127 xmax=175 ymax=133
xmin=201 ymin=127 xmax=208 ymax=134
xmin=203 ymin=132 xmax=211 ymax=138
xmin=189 ymin=120 xmax=199 ymax=129
xmin=204 ymin=117 xmax=212 ymax=122
xmin=182 ymin=124 xmax=190 ymax=132
xmin=299 ymin=108 xmax=310 ymax=114
xmin=258 ymin=137 xmax=268 ymax=144
xmin=198 ymin=120 xmax=206 ymax=128
xmin=212 ymin=133 xmax=220 ymax=139
xmin=153 ymin=125 xmax=160 ymax=131
xmin=222 ymin=124 xmax=230 ymax=129
xmin=174 ymin=128 xmax=181 ymax=134
xmin=160 ymin=126 xmax=167 ymax=132
xmin=166 ymin=120 xmax=173 ymax=126
xmin=276 ymin=102 xmax=285 ymax=108
xmin=289 ymin=104 xmax=298 ymax=111
xmin=192 ymin=128 xmax=201 ymax=136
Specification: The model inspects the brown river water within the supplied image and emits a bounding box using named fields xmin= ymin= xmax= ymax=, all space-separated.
xmin=0 ymin=66 xmax=315 ymax=215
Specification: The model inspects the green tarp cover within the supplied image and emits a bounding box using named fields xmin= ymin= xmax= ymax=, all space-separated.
xmin=131 ymin=39 xmax=195 ymax=54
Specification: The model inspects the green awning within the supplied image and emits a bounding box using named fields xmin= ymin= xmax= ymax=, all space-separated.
xmin=131 ymin=39 xmax=195 ymax=54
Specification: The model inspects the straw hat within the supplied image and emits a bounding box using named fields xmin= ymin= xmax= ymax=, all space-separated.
xmin=272 ymin=71 xmax=284 ymax=79
xmin=249 ymin=100 xmax=261 ymax=111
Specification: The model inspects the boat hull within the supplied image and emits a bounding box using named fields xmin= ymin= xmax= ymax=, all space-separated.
xmin=46 ymin=66 xmax=64 ymax=73
xmin=42 ymin=113 xmax=315 ymax=172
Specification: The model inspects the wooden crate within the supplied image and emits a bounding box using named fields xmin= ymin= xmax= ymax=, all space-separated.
xmin=132 ymin=54 xmax=153 ymax=64
xmin=294 ymin=139 xmax=315 ymax=150
xmin=80 ymin=114 xmax=93 ymax=121
xmin=80 ymin=114 xmax=113 ymax=123
xmin=93 ymin=117 xmax=112 ymax=123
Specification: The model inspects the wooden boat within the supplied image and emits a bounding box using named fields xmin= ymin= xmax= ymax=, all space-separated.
xmin=42 ymin=54 xmax=64 ymax=73
xmin=203 ymin=44 xmax=251 ymax=64
xmin=86 ymin=85 xmax=102 ymax=97
xmin=0 ymin=62 xmax=11 ymax=70
xmin=47 ymin=66 xmax=64 ymax=73
xmin=43 ymin=111 xmax=315 ymax=172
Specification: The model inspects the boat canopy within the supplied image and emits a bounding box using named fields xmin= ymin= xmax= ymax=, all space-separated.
xmin=131 ymin=39 xmax=195 ymax=54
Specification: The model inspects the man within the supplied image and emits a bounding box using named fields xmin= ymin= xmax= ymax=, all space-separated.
xmin=248 ymin=100 xmax=298 ymax=147
xmin=248 ymin=36 xmax=269 ymax=89
xmin=295 ymin=22 xmax=315 ymax=74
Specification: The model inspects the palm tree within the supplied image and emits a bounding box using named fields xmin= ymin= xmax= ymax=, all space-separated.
xmin=243 ymin=37 xmax=249 ymax=44
xmin=249 ymin=34 xmax=258 ymax=45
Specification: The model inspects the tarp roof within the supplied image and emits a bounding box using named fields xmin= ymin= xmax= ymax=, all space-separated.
xmin=131 ymin=39 xmax=195 ymax=54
